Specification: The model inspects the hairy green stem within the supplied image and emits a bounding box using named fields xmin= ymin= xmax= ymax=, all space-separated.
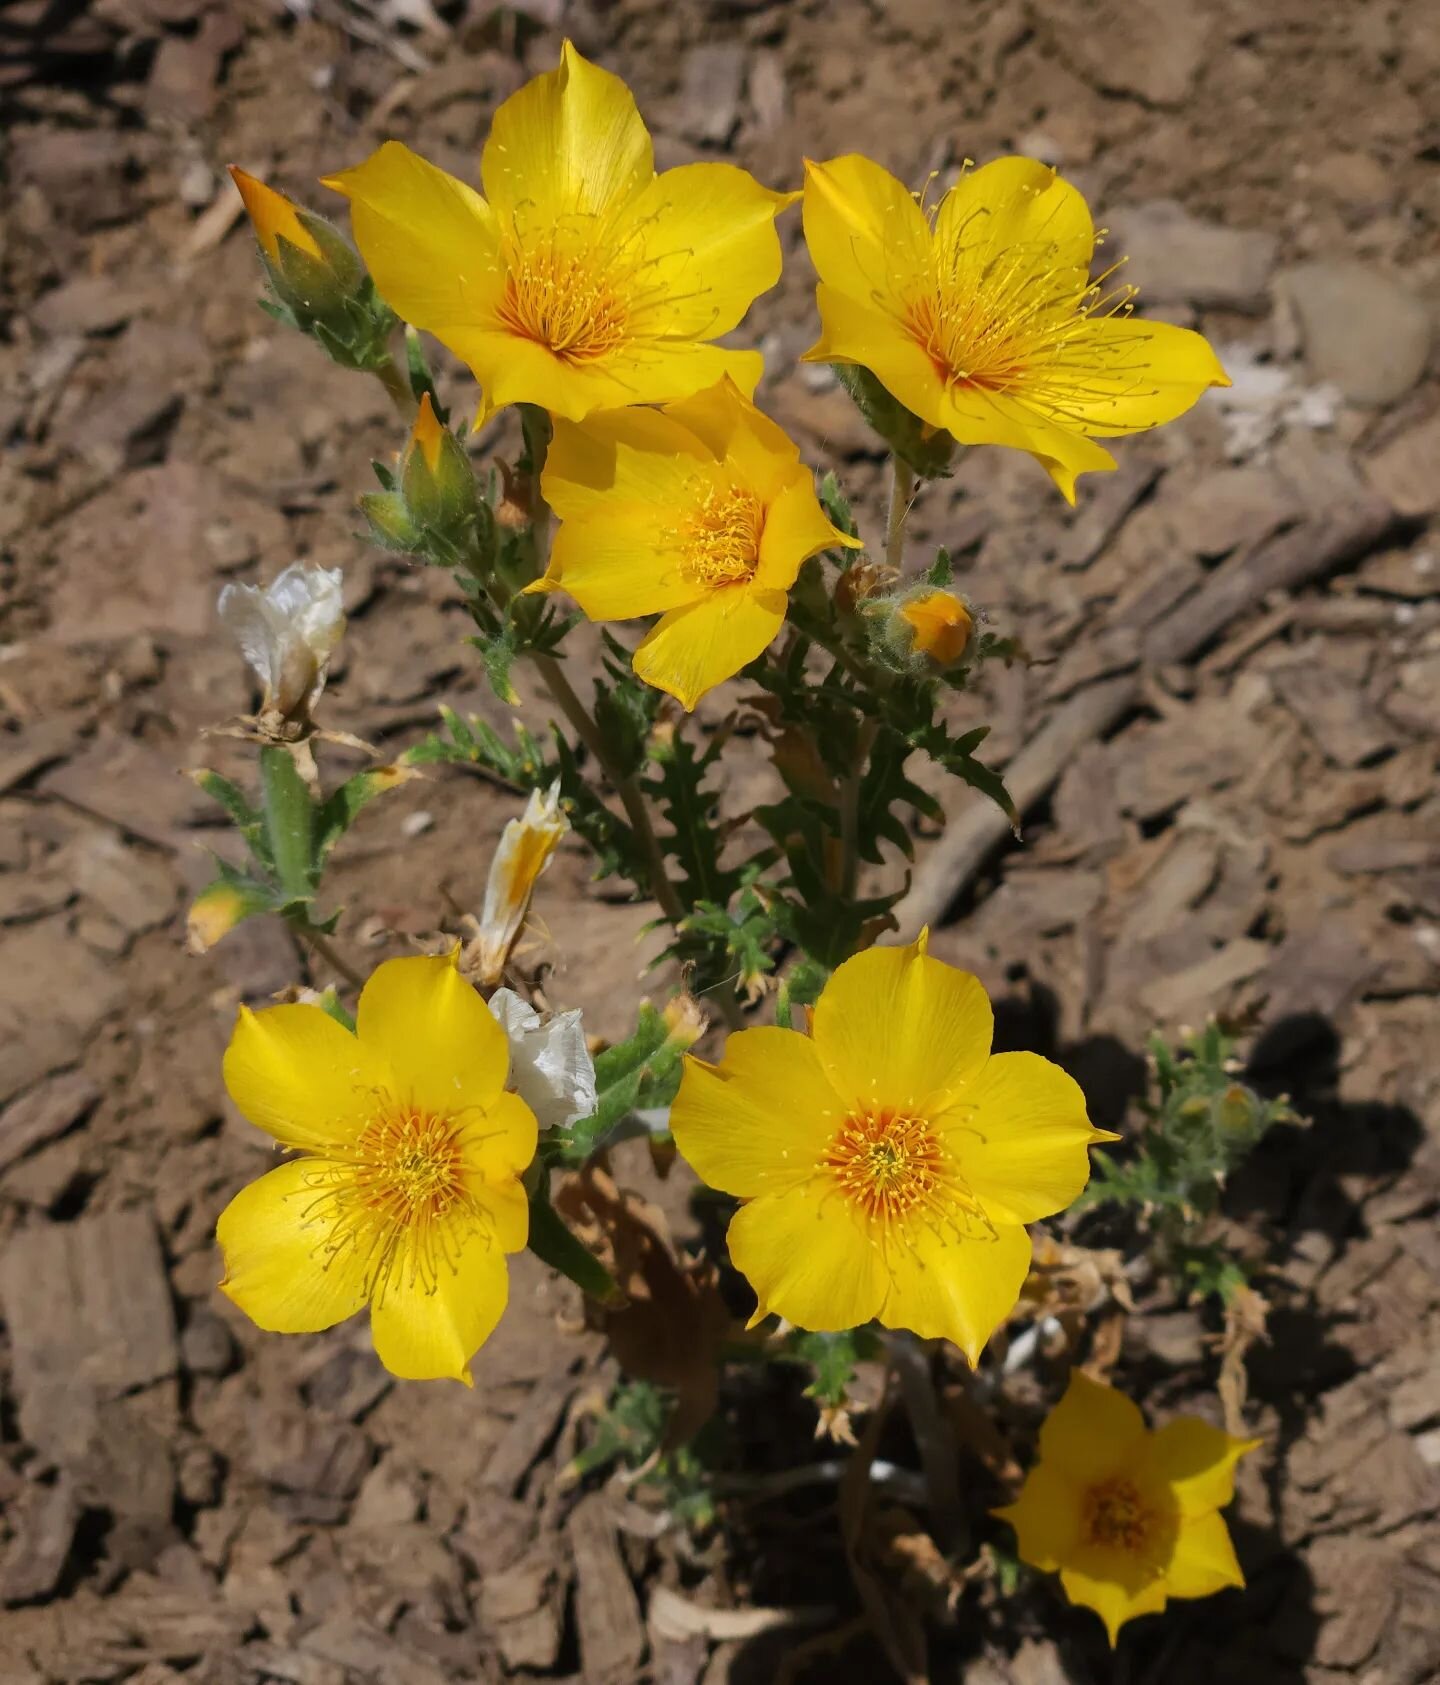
xmin=373 ymin=352 xmax=417 ymax=424
xmin=295 ymin=922 xmax=367 ymax=991
xmin=885 ymin=456 xmax=916 ymax=575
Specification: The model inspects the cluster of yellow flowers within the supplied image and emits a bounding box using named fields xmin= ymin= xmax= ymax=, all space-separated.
xmin=221 ymin=40 xmax=1248 ymax=1646
xmin=239 ymin=41 xmax=1224 ymax=707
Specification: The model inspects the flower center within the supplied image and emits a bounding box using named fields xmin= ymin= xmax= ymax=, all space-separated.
xmin=675 ymin=481 xmax=763 ymax=589
xmin=823 ymin=1107 xmax=948 ymax=1225
xmin=302 ymin=1103 xmax=488 ymax=1302
xmin=1082 ymin=1477 xmax=1159 ymax=1554
xmin=498 ymin=233 xmax=631 ymax=363
xmin=901 ymin=194 xmax=1137 ymax=404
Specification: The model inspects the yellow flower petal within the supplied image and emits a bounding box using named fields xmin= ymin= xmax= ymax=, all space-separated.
xmin=802 ymin=154 xmax=930 ymax=302
xmin=994 ymin=1462 xmax=1086 ymax=1572
xmin=1030 ymin=316 xmax=1232 ymax=437
xmin=1147 ymin=1418 xmax=1261 ymax=1517
xmin=809 ymin=936 xmax=993 ymax=1114
xmin=661 ymin=376 xmax=799 ymax=499
xmin=939 ymin=1051 xmax=1098 ymax=1225
xmin=806 ymin=281 xmax=949 ymax=403
xmin=1059 ymin=1561 xmax=1168 ymax=1647
xmin=322 ymin=141 xmax=502 ymax=336
xmin=454 ymin=330 xmax=763 ymax=425
xmin=535 ymin=515 xmax=698 ymax=619
xmin=480 ymin=39 xmax=652 ymax=224
xmin=541 ymin=407 xmax=710 ymax=522
xmin=217 ymin=1158 xmax=369 ymax=1332
xmin=934 ymin=156 xmax=1094 ymax=270
xmin=669 ymin=1029 xmax=841 ymax=1199
xmin=756 ymin=473 xmax=861 ymax=588
xmin=623 ymin=162 xmax=797 ymax=338
xmin=368 ymin=1220 xmax=510 ymax=1384
xmin=632 ymin=586 xmax=787 ymax=710
xmin=1039 ymin=1371 xmax=1148 ymax=1479
xmin=223 ymin=1003 xmax=383 ymax=1151
xmin=356 ymin=953 xmax=508 ymax=1119
xmin=875 ymin=1219 xmax=1031 ymax=1366
xmin=726 ymin=1180 xmax=886 ymax=1331
xmin=1163 ymin=1509 xmax=1245 ymax=1599
xmin=458 ymin=1091 xmax=539 ymax=1204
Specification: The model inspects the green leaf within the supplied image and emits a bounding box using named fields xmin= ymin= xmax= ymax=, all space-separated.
xmin=643 ymin=729 xmax=738 ymax=909
xmin=191 ymin=769 xmax=271 ymax=868
xmin=315 ymin=762 xmax=417 ymax=867
xmin=556 ymin=1003 xmax=690 ymax=1164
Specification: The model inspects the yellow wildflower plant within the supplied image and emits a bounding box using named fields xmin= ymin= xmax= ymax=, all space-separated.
xmin=668 ymin=932 xmax=1113 ymax=1362
xmin=802 ymin=155 xmax=1229 ymax=501
xmin=996 ymin=1372 xmax=1260 ymax=1644
xmin=217 ymin=952 xmax=538 ymax=1384
xmin=526 ymin=377 xmax=860 ymax=708
xmin=322 ymin=41 xmax=796 ymax=424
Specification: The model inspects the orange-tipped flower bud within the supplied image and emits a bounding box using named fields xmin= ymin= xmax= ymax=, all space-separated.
xmin=229 ymin=166 xmax=323 ymax=264
xmin=897 ymin=588 xmax=973 ymax=668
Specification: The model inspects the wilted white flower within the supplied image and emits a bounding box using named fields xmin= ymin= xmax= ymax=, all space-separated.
xmin=489 ymin=987 xmax=597 ymax=1132
xmin=218 ymin=562 xmax=345 ymax=723
xmin=467 ymin=781 xmax=568 ymax=984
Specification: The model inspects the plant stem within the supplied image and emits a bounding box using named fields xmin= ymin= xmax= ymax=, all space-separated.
xmin=885 ymin=456 xmax=916 ymax=575
xmin=837 ymin=719 xmax=878 ymax=902
xmin=295 ymin=923 xmax=366 ymax=991
xmin=373 ymin=352 xmax=417 ymax=424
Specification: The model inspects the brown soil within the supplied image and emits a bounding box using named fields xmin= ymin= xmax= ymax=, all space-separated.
xmin=2 ymin=2 xmax=1438 ymax=1682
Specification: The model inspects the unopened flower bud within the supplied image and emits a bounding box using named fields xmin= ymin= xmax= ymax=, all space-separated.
xmin=218 ymin=562 xmax=345 ymax=728
xmin=867 ymin=583 xmax=974 ymax=674
xmin=896 ymin=588 xmax=973 ymax=668
xmin=465 ymin=781 xmax=569 ymax=984
xmin=488 ymin=988 xmax=597 ymax=1132
xmin=362 ymin=394 xmax=490 ymax=569
xmin=229 ymin=166 xmax=392 ymax=370
xmin=401 ymin=394 xmax=481 ymax=539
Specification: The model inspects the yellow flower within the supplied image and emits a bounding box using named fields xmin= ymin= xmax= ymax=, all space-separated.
xmin=897 ymin=587 xmax=973 ymax=667
xmin=526 ymin=378 xmax=859 ymax=708
xmin=230 ymin=165 xmax=322 ymax=264
xmin=322 ymin=41 xmax=796 ymax=424
xmin=996 ymin=1372 xmax=1259 ymax=1644
xmin=464 ymin=781 xmax=569 ymax=984
xmin=216 ymin=952 xmax=537 ymax=1384
xmin=802 ymin=155 xmax=1229 ymax=502
xmin=668 ymin=932 xmax=1111 ymax=1361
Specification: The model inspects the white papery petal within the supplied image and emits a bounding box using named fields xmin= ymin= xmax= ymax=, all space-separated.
xmin=472 ymin=781 xmax=569 ymax=983
xmin=488 ymin=987 xmax=597 ymax=1133
xmin=217 ymin=563 xmax=346 ymax=717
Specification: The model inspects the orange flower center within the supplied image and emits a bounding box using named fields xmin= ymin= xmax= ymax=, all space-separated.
xmin=301 ymin=1103 xmax=487 ymax=1302
xmin=901 ymin=197 xmax=1136 ymax=404
xmin=675 ymin=481 xmax=763 ymax=589
xmin=1082 ymin=1477 xmax=1160 ymax=1554
xmin=498 ymin=232 xmax=632 ymax=363
xmin=823 ymin=1106 xmax=993 ymax=1243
